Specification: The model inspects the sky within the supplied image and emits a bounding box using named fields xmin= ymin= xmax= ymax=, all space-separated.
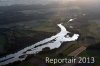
xmin=0 ymin=0 xmax=59 ymax=6
xmin=0 ymin=0 xmax=100 ymax=6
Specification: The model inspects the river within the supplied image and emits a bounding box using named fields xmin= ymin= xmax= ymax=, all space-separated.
xmin=0 ymin=23 xmax=79 ymax=66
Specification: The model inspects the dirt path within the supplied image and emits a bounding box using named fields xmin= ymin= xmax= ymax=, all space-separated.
xmin=68 ymin=46 xmax=87 ymax=57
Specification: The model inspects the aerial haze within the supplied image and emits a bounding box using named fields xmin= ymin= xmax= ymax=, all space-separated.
xmin=0 ymin=0 xmax=100 ymax=6
xmin=0 ymin=0 xmax=100 ymax=66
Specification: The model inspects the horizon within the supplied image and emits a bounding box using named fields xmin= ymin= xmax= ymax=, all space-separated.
xmin=0 ymin=0 xmax=100 ymax=6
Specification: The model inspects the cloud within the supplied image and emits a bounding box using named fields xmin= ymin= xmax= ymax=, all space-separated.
xmin=0 ymin=0 xmax=59 ymax=6
xmin=0 ymin=0 xmax=100 ymax=6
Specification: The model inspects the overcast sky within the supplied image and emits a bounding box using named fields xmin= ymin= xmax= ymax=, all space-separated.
xmin=0 ymin=0 xmax=59 ymax=6
xmin=0 ymin=0 xmax=100 ymax=6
